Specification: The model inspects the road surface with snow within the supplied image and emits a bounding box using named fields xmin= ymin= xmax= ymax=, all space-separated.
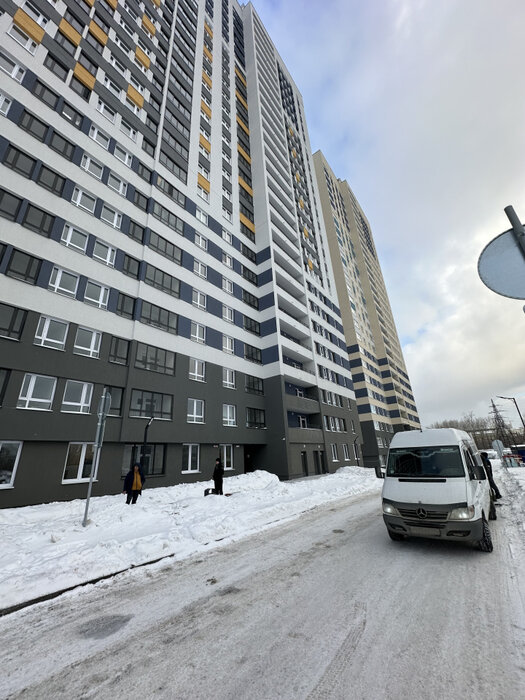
xmin=2 ymin=465 xmax=524 ymax=700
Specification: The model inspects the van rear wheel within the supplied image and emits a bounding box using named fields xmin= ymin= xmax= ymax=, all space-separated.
xmin=477 ymin=515 xmax=493 ymax=552
xmin=388 ymin=530 xmax=405 ymax=541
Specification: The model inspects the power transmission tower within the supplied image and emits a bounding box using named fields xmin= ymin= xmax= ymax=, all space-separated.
xmin=490 ymin=399 xmax=519 ymax=450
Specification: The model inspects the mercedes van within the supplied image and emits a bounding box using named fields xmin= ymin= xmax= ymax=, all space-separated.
xmin=377 ymin=428 xmax=495 ymax=551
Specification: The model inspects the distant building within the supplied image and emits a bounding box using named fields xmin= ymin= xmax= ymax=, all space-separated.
xmin=313 ymin=151 xmax=420 ymax=468
xmin=0 ymin=0 xmax=362 ymax=507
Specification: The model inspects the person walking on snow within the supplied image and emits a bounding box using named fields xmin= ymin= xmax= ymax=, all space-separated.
xmin=123 ymin=463 xmax=146 ymax=504
xmin=213 ymin=458 xmax=224 ymax=495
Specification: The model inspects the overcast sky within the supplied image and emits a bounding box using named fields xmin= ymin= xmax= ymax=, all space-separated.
xmin=252 ymin=0 xmax=525 ymax=428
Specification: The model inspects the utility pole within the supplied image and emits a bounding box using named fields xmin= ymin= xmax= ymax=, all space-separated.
xmin=490 ymin=399 xmax=518 ymax=452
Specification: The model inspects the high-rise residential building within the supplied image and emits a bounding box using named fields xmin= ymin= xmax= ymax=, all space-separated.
xmin=0 ymin=0 xmax=362 ymax=507
xmin=313 ymin=151 xmax=420 ymax=469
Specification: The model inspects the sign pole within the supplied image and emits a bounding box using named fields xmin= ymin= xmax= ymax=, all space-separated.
xmin=82 ymin=389 xmax=111 ymax=527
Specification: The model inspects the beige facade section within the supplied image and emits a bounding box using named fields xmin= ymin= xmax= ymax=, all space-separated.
xmin=13 ymin=9 xmax=45 ymax=43
xmin=58 ymin=19 xmax=82 ymax=46
xmin=88 ymin=20 xmax=108 ymax=45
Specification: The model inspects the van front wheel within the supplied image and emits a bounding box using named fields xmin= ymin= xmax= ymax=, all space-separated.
xmin=477 ymin=515 xmax=493 ymax=552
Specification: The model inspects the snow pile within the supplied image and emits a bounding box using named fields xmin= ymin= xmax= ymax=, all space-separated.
xmin=0 ymin=467 xmax=381 ymax=610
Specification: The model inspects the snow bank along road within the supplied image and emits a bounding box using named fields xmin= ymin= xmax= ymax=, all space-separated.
xmin=2 ymin=485 xmax=525 ymax=700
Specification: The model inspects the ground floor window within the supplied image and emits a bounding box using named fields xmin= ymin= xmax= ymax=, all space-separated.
xmin=62 ymin=442 xmax=94 ymax=481
xmin=219 ymin=444 xmax=233 ymax=470
xmin=0 ymin=441 xmax=22 ymax=487
xmin=343 ymin=443 xmax=350 ymax=461
xmin=121 ymin=444 xmax=166 ymax=477
xmin=330 ymin=443 xmax=339 ymax=461
xmin=182 ymin=443 xmax=199 ymax=472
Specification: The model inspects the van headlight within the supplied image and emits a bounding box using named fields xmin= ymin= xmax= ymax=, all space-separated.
xmin=449 ymin=505 xmax=475 ymax=520
xmin=382 ymin=501 xmax=400 ymax=516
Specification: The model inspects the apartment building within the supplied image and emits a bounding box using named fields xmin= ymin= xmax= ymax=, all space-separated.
xmin=0 ymin=0 xmax=362 ymax=507
xmin=313 ymin=151 xmax=420 ymax=468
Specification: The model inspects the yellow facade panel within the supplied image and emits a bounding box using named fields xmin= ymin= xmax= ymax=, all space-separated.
xmin=204 ymin=22 xmax=213 ymax=37
xmin=199 ymin=133 xmax=211 ymax=152
xmin=197 ymin=173 xmax=210 ymax=193
xmin=89 ymin=20 xmax=108 ymax=45
xmin=236 ymin=115 xmax=250 ymax=135
xmin=58 ymin=19 xmax=82 ymax=46
xmin=202 ymin=71 xmax=212 ymax=88
xmin=303 ymin=227 xmax=309 ymax=238
xmin=235 ymin=90 xmax=248 ymax=110
xmin=237 ymin=144 xmax=251 ymax=164
xmin=299 ymin=199 xmax=304 ymax=209
xmin=240 ymin=213 xmax=255 ymax=233
xmin=13 ymin=9 xmax=45 ymax=43
xmin=142 ymin=15 xmax=156 ymax=35
xmin=73 ymin=63 xmax=96 ymax=90
xmin=238 ymin=177 xmax=254 ymax=197
xmin=203 ymin=45 xmax=213 ymax=62
xmin=103 ymin=0 xmax=116 ymax=8
xmin=235 ymin=67 xmax=247 ymax=86
xmin=135 ymin=47 xmax=150 ymax=69
xmin=127 ymin=85 xmax=144 ymax=108
xmin=200 ymin=100 xmax=212 ymax=118
xmin=152 ymin=0 xmax=160 ymax=6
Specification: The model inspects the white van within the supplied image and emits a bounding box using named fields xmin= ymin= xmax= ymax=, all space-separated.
xmin=377 ymin=428 xmax=495 ymax=551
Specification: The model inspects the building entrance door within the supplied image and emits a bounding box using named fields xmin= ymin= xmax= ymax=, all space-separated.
xmin=301 ymin=451 xmax=308 ymax=476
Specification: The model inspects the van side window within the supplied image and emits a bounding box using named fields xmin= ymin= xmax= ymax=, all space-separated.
xmin=463 ymin=448 xmax=476 ymax=479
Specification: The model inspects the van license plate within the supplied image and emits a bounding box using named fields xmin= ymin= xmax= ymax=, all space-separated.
xmin=410 ymin=526 xmax=440 ymax=537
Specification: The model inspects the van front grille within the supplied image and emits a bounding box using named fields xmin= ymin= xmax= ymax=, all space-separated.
xmin=398 ymin=507 xmax=449 ymax=521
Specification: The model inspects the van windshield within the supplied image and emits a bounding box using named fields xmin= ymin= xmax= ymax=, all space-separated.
xmin=387 ymin=446 xmax=465 ymax=478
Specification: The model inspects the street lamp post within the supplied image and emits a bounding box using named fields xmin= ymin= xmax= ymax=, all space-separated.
xmin=497 ymin=396 xmax=525 ymax=433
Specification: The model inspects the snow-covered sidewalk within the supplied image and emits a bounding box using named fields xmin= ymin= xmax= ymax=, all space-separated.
xmin=0 ymin=466 xmax=381 ymax=611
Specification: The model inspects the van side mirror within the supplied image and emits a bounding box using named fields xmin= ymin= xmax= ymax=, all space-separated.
xmin=374 ymin=465 xmax=385 ymax=479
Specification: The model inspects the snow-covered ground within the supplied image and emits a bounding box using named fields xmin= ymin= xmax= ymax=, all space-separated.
xmin=1 ymin=459 xmax=523 ymax=612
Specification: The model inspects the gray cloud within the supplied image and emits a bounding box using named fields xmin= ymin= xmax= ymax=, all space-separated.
xmin=253 ymin=0 xmax=525 ymax=427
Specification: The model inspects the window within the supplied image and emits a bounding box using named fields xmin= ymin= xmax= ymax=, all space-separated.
xmin=34 ymin=316 xmax=68 ymax=350
xmin=23 ymin=1 xmax=49 ymax=26
xmin=182 ymin=443 xmax=199 ymax=472
xmin=104 ymin=386 xmax=123 ymax=417
xmin=0 ymin=92 xmax=12 ymax=116
xmin=120 ymin=119 xmax=137 ymax=141
xmin=63 ymin=443 xmax=95 ymax=481
xmin=116 ymin=293 xmax=135 ymax=319
xmin=0 ymin=50 xmax=26 ymax=81
xmin=73 ymin=327 xmax=101 ymax=358
xmin=70 ymin=76 xmax=91 ymax=100
xmin=8 ymin=25 xmax=38 ymax=54
xmin=61 ymin=224 xmax=88 ymax=252
xmin=219 ymin=444 xmax=233 ymax=471
xmin=195 ymin=232 xmax=208 ymax=250
xmin=89 ymin=125 xmax=110 ymax=150
xmin=243 ymin=316 xmax=260 ymax=335
xmin=55 ymin=31 xmax=77 ymax=56
xmin=130 ymin=390 xmax=172 ymax=420
xmin=222 ymin=277 xmax=233 ymax=294
xmin=223 ymin=404 xmax=236 ymax=426
xmin=223 ymin=252 xmax=233 ymax=268
xmin=140 ymin=301 xmax=178 ymax=334
xmin=0 ymin=303 xmax=26 ymax=340
xmin=0 ymin=189 xmax=22 ymax=221
xmin=109 ymin=53 xmax=126 ymax=74
xmin=17 ymin=373 xmax=56 ymax=410
xmin=191 ymin=321 xmax=205 ymax=344
xmin=49 ymin=266 xmax=79 ymax=297
xmin=194 ymin=260 xmax=207 ymax=278
xmin=223 ymin=305 xmax=234 ymax=323
xmin=192 ymin=289 xmax=206 ymax=310
xmin=114 ymin=144 xmax=133 ymax=166
xmin=100 ymin=204 xmax=122 ymax=229
xmin=223 ymin=335 xmax=234 ymax=354
xmin=343 ymin=444 xmax=350 ymax=461
xmin=244 ymin=344 xmax=262 ymax=364
xmin=84 ymin=280 xmax=109 ymax=309
xmin=92 ymin=240 xmax=116 ymax=266
xmin=330 ymin=443 xmax=339 ymax=462
xmin=197 ymin=184 xmax=209 ymax=202
xmin=189 ymin=358 xmax=205 ymax=382
xmin=61 ymin=380 xmax=93 ymax=413
xmin=23 ymin=205 xmax=54 ymax=237
xmin=81 ymin=154 xmax=104 ymax=179
xmin=6 ymin=250 xmax=41 ymax=284
xmin=246 ymin=407 xmax=265 ymax=428
xmin=144 ymin=264 xmax=180 ymax=297
xmin=49 ymin=132 xmax=75 ymax=159
xmin=61 ymin=102 xmax=83 ymax=128
xmin=135 ymin=342 xmax=175 ymax=375
xmin=37 ymin=166 xmax=65 ymax=195
xmin=103 ymin=76 xmax=121 ymax=97
xmin=0 ymin=441 xmax=23 ymax=487
xmin=245 ymin=375 xmax=263 ymax=395
xmin=109 ymin=337 xmax=129 ymax=365
xmin=4 ymin=146 xmax=36 ymax=177
xmin=196 ymin=208 xmax=208 ymax=225
xmin=187 ymin=398 xmax=205 ymax=423
xmin=107 ymin=172 xmax=128 ymax=196
xmin=44 ymin=54 xmax=68 ymax=80
xmin=72 ymin=187 xmax=96 ymax=213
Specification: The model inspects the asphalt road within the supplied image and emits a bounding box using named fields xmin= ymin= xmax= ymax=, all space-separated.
xmin=2 ymin=489 xmax=524 ymax=700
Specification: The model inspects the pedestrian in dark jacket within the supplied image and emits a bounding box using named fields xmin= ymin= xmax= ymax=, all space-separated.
xmin=123 ymin=463 xmax=145 ymax=504
xmin=213 ymin=458 xmax=224 ymax=495
xmin=480 ymin=452 xmax=502 ymax=499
